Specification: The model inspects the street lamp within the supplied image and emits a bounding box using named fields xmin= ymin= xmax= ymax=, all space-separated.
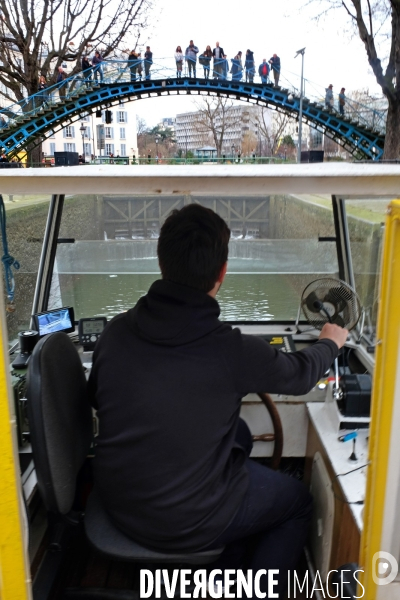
xmin=294 ymin=47 xmax=305 ymax=164
xmin=79 ymin=122 xmax=86 ymax=163
xmin=231 ymin=144 xmax=235 ymax=160
xmin=155 ymin=134 xmax=160 ymax=163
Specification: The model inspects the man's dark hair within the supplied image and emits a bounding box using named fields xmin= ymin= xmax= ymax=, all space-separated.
xmin=157 ymin=204 xmax=230 ymax=292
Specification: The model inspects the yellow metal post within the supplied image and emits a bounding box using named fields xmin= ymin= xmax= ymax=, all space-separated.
xmin=360 ymin=199 xmax=400 ymax=598
xmin=0 ymin=273 xmax=32 ymax=599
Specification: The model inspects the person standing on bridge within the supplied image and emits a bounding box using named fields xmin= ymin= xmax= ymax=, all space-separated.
xmin=56 ymin=66 xmax=68 ymax=100
xmin=82 ymin=55 xmax=92 ymax=85
xmin=128 ymin=49 xmax=140 ymax=82
xmin=325 ymin=84 xmax=333 ymax=109
xmin=37 ymin=75 xmax=49 ymax=107
xmin=185 ymin=40 xmax=199 ymax=78
xmin=175 ymin=46 xmax=184 ymax=79
xmin=144 ymin=46 xmax=153 ymax=80
xmin=268 ymin=53 xmax=281 ymax=86
xmin=92 ymin=51 xmax=104 ymax=83
xmin=213 ymin=42 xmax=224 ymax=79
xmin=338 ymin=87 xmax=346 ymax=115
xmin=258 ymin=58 xmax=269 ymax=84
xmin=245 ymin=49 xmax=255 ymax=83
xmin=231 ymin=52 xmax=243 ymax=81
xmin=199 ymin=46 xmax=212 ymax=79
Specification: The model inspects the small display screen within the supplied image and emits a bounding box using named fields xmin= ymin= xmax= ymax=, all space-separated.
xmin=37 ymin=308 xmax=72 ymax=336
xmin=82 ymin=320 xmax=105 ymax=334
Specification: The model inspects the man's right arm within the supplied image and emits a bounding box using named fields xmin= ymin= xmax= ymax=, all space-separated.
xmin=238 ymin=324 xmax=347 ymax=396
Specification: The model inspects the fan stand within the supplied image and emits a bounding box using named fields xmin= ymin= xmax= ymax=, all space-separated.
xmin=333 ymin=357 xmax=342 ymax=401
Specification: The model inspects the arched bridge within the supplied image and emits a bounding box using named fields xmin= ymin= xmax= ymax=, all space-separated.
xmin=0 ymin=60 xmax=386 ymax=160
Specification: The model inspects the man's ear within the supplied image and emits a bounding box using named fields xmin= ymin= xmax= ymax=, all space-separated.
xmin=217 ymin=262 xmax=228 ymax=283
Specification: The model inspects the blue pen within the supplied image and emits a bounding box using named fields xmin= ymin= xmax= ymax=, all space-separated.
xmin=338 ymin=432 xmax=358 ymax=443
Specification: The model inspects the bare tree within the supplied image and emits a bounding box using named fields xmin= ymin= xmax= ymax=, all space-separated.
xmin=136 ymin=116 xmax=148 ymax=136
xmin=309 ymin=1 xmax=399 ymax=158
xmin=252 ymin=108 xmax=292 ymax=156
xmin=0 ymin=0 xmax=152 ymax=104
xmin=192 ymin=97 xmax=239 ymax=157
xmin=242 ymin=130 xmax=257 ymax=156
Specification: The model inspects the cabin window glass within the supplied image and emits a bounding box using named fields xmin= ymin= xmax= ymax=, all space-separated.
xmin=4 ymin=196 xmax=51 ymax=345
xmin=48 ymin=193 xmax=338 ymax=322
xmin=345 ymin=198 xmax=387 ymax=337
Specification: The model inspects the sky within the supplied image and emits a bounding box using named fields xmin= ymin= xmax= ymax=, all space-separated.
xmin=131 ymin=0 xmax=385 ymax=127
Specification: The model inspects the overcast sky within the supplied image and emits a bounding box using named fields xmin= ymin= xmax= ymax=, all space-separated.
xmin=132 ymin=0 xmax=384 ymax=127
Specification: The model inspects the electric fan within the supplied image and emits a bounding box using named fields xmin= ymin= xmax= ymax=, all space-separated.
xmin=301 ymin=278 xmax=361 ymax=332
xmin=300 ymin=278 xmax=362 ymax=400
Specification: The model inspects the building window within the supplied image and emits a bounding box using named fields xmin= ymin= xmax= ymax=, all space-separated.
xmin=105 ymin=143 xmax=114 ymax=155
xmin=64 ymin=143 xmax=76 ymax=152
xmin=120 ymin=144 xmax=126 ymax=155
xmin=49 ymin=142 xmax=56 ymax=155
xmin=63 ymin=125 xmax=75 ymax=138
xmin=117 ymin=111 xmax=127 ymax=123
xmin=84 ymin=143 xmax=91 ymax=156
xmin=84 ymin=126 xmax=91 ymax=138
xmin=105 ymin=127 xmax=113 ymax=139
xmin=120 ymin=127 xmax=126 ymax=139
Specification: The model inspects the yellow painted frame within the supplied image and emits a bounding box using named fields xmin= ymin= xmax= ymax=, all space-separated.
xmin=0 ymin=276 xmax=32 ymax=599
xmin=360 ymin=199 xmax=400 ymax=598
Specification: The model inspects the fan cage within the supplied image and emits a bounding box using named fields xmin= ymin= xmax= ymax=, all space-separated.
xmin=301 ymin=278 xmax=361 ymax=331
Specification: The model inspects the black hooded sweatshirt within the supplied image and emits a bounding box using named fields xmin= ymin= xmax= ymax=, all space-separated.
xmin=88 ymin=279 xmax=338 ymax=551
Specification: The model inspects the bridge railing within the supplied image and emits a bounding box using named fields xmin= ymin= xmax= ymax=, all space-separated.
xmin=0 ymin=58 xmax=387 ymax=136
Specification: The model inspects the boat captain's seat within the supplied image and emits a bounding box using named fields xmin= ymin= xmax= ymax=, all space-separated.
xmin=27 ymin=332 xmax=223 ymax=595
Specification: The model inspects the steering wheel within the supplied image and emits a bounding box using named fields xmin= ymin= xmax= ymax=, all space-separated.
xmin=251 ymin=393 xmax=283 ymax=470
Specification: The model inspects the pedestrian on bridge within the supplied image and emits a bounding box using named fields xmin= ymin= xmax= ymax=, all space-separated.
xmin=213 ymin=42 xmax=224 ymax=79
xmin=199 ymin=46 xmax=212 ymax=79
xmin=92 ymin=51 xmax=104 ymax=82
xmin=185 ymin=40 xmax=199 ymax=78
xmin=144 ymin=46 xmax=153 ymax=80
xmin=37 ymin=75 xmax=49 ymax=106
xmin=245 ymin=49 xmax=255 ymax=83
xmin=258 ymin=58 xmax=270 ymax=84
xmin=128 ymin=49 xmax=140 ymax=82
xmin=175 ymin=46 xmax=184 ymax=79
xmin=325 ymin=84 xmax=333 ymax=109
xmin=338 ymin=87 xmax=346 ymax=115
xmin=56 ymin=66 xmax=68 ymax=100
xmin=231 ymin=52 xmax=243 ymax=81
xmin=268 ymin=53 xmax=281 ymax=86
xmin=82 ymin=55 xmax=92 ymax=84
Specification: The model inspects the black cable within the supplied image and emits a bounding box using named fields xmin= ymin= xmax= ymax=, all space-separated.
xmin=331 ymin=462 xmax=370 ymax=505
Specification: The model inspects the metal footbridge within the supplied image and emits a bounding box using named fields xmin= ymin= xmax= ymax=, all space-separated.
xmin=0 ymin=59 xmax=387 ymax=160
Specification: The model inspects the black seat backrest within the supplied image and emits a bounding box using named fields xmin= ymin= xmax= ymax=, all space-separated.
xmin=27 ymin=332 xmax=93 ymax=515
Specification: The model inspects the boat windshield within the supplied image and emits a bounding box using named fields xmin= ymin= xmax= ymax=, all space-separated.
xmin=344 ymin=197 xmax=387 ymax=341
xmin=47 ymin=193 xmax=339 ymax=322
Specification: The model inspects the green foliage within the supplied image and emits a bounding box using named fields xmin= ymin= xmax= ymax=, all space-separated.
xmin=148 ymin=125 xmax=176 ymax=143
xmin=281 ymin=135 xmax=295 ymax=147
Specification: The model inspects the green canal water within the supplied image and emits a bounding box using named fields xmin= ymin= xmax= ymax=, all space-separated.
xmin=54 ymin=273 xmax=303 ymax=323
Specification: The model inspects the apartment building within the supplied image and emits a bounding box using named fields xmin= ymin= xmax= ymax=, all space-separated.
xmin=42 ymin=104 xmax=138 ymax=159
xmin=175 ymin=105 xmax=269 ymax=156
